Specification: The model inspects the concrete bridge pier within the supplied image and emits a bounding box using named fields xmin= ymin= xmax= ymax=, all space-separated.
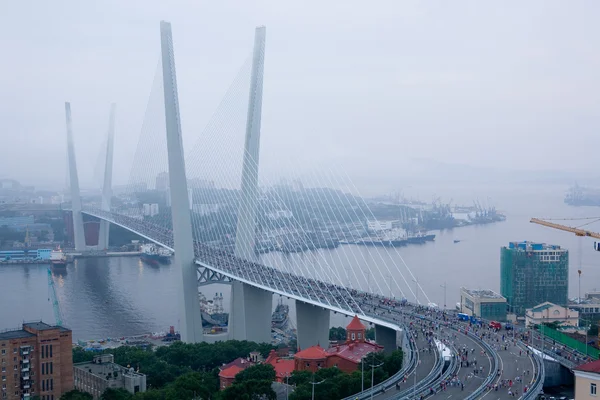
xmin=230 ymin=282 xmax=272 ymax=344
xmin=375 ymin=324 xmax=398 ymax=355
xmin=296 ymin=301 xmax=330 ymax=350
xmin=543 ymin=358 xmax=574 ymax=387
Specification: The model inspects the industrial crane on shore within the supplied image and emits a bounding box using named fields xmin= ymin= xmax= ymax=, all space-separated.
xmin=530 ymin=217 xmax=600 ymax=251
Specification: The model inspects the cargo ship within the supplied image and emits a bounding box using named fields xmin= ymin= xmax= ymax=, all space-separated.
xmin=272 ymin=300 xmax=289 ymax=330
xmin=355 ymin=231 xmax=435 ymax=247
xmin=565 ymin=184 xmax=600 ymax=207
xmin=50 ymin=247 xmax=67 ymax=269
xmin=199 ymin=292 xmax=229 ymax=327
xmin=140 ymin=243 xmax=172 ymax=265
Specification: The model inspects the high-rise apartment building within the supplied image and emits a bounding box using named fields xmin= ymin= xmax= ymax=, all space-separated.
xmin=500 ymin=241 xmax=569 ymax=315
xmin=0 ymin=322 xmax=73 ymax=400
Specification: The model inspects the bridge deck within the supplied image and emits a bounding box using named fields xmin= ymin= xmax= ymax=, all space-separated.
xmin=81 ymin=208 xmax=545 ymax=399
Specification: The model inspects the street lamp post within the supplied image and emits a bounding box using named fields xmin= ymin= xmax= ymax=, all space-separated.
xmin=413 ymin=366 xmax=417 ymax=399
xmin=369 ymin=360 xmax=384 ymax=400
xmin=578 ymin=269 xmax=582 ymax=304
xmin=310 ymin=373 xmax=324 ymax=400
xmin=440 ymin=282 xmax=447 ymax=310
xmin=361 ymin=358 xmax=364 ymax=392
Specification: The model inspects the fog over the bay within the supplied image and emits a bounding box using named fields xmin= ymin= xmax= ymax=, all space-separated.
xmin=1 ymin=1 xmax=599 ymax=193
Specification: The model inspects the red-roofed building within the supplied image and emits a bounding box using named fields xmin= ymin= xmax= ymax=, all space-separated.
xmin=218 ymin=357 xmax=256 ymax=389
xmin=574 ymin=359 xmax=600 ymax=399
xmin=265 ymin=350 xmax=295 ymax=383
xmin=294 ymin=345 xmax=329 ymax=372
xmin=218 ymin=365 xmax=245 ymax=389
xmin=294 ymin=315 xmax=383 ymax=373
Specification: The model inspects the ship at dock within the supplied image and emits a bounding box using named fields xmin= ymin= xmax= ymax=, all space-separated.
xmin=271 ymin=300 xmax=289 ymax=330
xmin=50 ymin=247 xmax=68 ymax=269
xmin=354 ymin=227 xmax=435 ymax=247
xmin=199 ymin=292 xmax=229 ymax=327
xmin=139 ymin=243 xmax=171 ymax=266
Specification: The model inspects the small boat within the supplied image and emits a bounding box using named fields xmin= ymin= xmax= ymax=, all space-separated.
xmin=453 ymin=240 xmax=461 ymax=243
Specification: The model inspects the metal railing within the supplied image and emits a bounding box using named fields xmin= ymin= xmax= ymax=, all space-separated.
xmin=463 ymin=331 xmax=500 ymax=400
xmin=522 ymin=345 xmax=545 ymax=400
xmin=341 ymin=326 xmax=418 ymax=400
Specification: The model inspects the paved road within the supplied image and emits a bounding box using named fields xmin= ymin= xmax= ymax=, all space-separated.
xmin=364 ymin=303 xmax=540 ymax=400
xmin=429 ymin=325 xmax=493 ymax=398
xmin=372 ymin=315 xmax=439 ymax=399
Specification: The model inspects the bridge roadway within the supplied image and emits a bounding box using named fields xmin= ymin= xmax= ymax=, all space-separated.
xmin=530 ymin=330 xmax=592 ymax=369
xmin=364 ymin=303 xmax=540 ymax=399
xmin=81 ymin=208 xmax=543 ymax=398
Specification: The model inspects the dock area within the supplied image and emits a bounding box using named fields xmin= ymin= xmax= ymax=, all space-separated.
xmin=66 ymin=251 xmax=141 ymax=259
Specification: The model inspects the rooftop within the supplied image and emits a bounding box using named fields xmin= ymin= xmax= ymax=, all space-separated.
xmin=23 ymin=321 xmax=59 ymax=331
xmin=266 ymin=357 xmax=295 ymax=379
xmin=461 ymin=287 xmax=505 ymax=300
xmin=326 ymin=341 xmax=383 ymax=363
xmin=220 ymin=357 xmax=255 ymax=371
xmin=0 ymin=330 xmax=35 ymax=341
xmin=575 ymin=359 xmax=600 ymax=374
xmin=75 ymin=357 xmax=145 ymax=379
xmin=218 ymin=365 xmax=244 ymax=379
xmin=294 ymin=345 xmax=328 ymax=360
xmin=530 ymin=302 xmax=556 ymax=313
xmin=506 ymin=241 xmax=566 ymax=252
xmin=346 ymin=315 xmax=365 ymax=331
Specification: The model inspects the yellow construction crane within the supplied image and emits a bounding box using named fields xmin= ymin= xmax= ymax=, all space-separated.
xmin=530 ymin=217 xmax=600 ymax=251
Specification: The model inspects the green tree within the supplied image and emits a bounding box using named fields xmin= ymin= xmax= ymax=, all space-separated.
xmin=234 ymin=364 xmax=275 ymax=383
xmin=160 ymin=371 xmax=217 ymax=400
xmin=132 ymin=390 xmax=164 ymax=400
xmin=329 ymin=327 xmax=346 ymax=341
xmin=289 ymin=370 xmax=313 ymax=386
xmin=383 ymin=349 xmax=403 ymax=377
xmin=588 ymin=324 xmax=599 ymax=337
xmin=100 ymin=388 xmax=133 ymax=400
xmin=72 ymin=347 xmax=95 ymax=363
xmin=60 ymin=390 xmax=93 ymax=400
xmin=220 ymin=379 xmax=276 ymax=400
xmin=365 ymin=328 xmax=375 ymax=340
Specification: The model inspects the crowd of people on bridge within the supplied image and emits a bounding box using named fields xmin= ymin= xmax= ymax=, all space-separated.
xmin=103 ymin=208 xmax=594 ymax=398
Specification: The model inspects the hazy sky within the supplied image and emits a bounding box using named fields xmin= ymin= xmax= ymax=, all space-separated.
xmin=1 ymin=1 xmax=599 ymax=191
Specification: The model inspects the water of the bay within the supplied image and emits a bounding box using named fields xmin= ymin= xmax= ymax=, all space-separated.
xmin=1 ymin=182 xmax=599 ymax=341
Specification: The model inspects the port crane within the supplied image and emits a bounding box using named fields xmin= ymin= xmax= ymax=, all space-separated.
xmin=47 ymin=268 xmax=63 ymax=326
xmin=530 ymin=217 xmax=600 ymax=251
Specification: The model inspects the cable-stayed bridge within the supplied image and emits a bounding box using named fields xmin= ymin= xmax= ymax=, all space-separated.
xmin=60 ymin=21 xmax=547 ymax=398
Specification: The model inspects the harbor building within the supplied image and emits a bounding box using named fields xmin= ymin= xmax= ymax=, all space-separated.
xmin=73 ymin=354 xmax=146 ymax=399
xmin=459 ymin=287 xmax=507 ymax=321
xmin=500 ymin=241 xmax=569 ymax=315
xmin=0 ymin=321 xmax=73 ymax=400
xmin=525 ymin=302 xmax=579 ymax=327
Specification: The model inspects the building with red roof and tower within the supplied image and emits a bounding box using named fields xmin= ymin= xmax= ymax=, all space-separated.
xmin=294 ymin=315 xmax=383 ymax=373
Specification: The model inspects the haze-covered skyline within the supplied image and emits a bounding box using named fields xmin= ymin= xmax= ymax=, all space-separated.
xmin=1 ymin=1 xmax=599 ymax=191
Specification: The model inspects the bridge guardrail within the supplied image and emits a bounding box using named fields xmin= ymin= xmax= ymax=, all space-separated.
xmin=522 ymin=343 xmax=545 ymax=400
xmin=398 ymin=348 xmax=446 ymax=399
xmin=464 ymin=330 xmax=500 ymax=400
xmin=342 ymin=326 xmax=417 ymax=400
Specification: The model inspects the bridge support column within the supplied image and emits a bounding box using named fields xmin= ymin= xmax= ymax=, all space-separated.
xmin=296 ymin=301 xmax=329 ymax=350
xmin=230 ymin=282 xmax=272 ymax=343
xmin=375 ymin=325 xmax=398 ymax=355
xmin=98 ymin=103 xmax=116 ymax=250
xmin=160 ymin=20 xmax=203 ymax=343
xmin=64 ymin=102 xmax=86 ymax=251
xmin=230 ymin=27 xmax=268 ymax=343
